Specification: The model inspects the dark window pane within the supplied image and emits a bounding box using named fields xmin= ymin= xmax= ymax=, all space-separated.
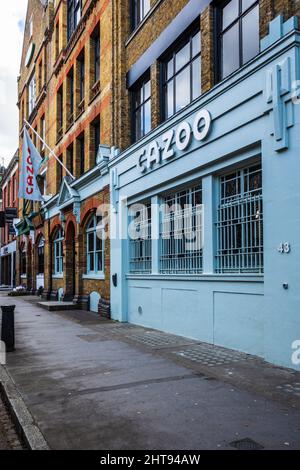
xmin=167 ymin=59 xmax=173 ymax=80
xmin=222 ymin=23 xmax=239 ymax=78
xmin=175 ymin=67 xmax=190 ymax=112
xmin=222 ymin=0 xmax=239 ymax=30
xmin=242 ymin=5 xmax=259 ymax=64
xmin=135 ymin=108 xmax=142 ymax=140
xmin=192 ymin=57 xmax=201 ymax=100
xmin=175 ymin=42 xmax=190 ymax=72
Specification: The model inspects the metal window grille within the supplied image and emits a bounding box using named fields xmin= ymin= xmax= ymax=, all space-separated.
xmin=160 ymin=186 xmax=203 ymax=274
xmin=129 ymin=203 xmax=152 ymax=273
xmin=216 ymin=164 xmax=263 ymax=274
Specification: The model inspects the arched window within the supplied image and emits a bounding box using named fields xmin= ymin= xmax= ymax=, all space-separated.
xmin=37 ymin=237 xmax=45 ymax=275
xmin=53 ymin=229 xmax=64 ymax=275
xmin=86 ymin=215 xmax=104 ymax=274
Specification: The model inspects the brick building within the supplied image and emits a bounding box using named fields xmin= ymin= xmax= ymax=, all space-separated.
xmin=16 ymin=0 xmax=112 ymax=312
xmin=0 ymin=151 xmax=19 ymax=288
xmin=16 ymin=0 xmax=300 ymax=368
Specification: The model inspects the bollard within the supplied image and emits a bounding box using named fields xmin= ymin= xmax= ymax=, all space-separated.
xmin=1 ymin=305 xmax=16 ymax=352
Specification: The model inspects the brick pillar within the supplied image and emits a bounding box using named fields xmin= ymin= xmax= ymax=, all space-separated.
xmin=201 ymin=6 xmax=214 ymax=94
xmin=26 ymin=240 xmax=32 ymax=291
xmin=43 ymin=236 xmax=51 ymax=300
xmin=260 ymin=0 xmax=275 ymax=38
xmin=151 ymin=61 xmax=160 ymax=129
xmin=16 ymin=240 xmax=21 ymax=287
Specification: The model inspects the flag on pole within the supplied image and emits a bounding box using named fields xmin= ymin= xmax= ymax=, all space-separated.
xmin=19 ymin=128 xmax=43 ymax=201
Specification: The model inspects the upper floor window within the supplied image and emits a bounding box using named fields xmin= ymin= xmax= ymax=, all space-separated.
xmin=162 ymin=28 xmax=201 ymax=120
xmin=131 ymin=0 xmax=151 ymax=30
xmin=92 ymin=117 xmax=100 ymax=164
xmin=94 ymin=30 xmax=100 ymax=84
xmin=67 ymin=0 xmax=82 ymax=40
xmin=67 ymin=68 xmax=74 ymax=125
xmin=28 ymin=74 xmax=36 ymax=115
xmin=78 ymin=52 xmax=85 ymax=103
xmin=131 ymin=74 xmax=151 ymax=143
xmin=57 ymin=85 xmax=63 ymax=140
xmin=86 ymin=215 xmax=104 ymax=274
xmin=218 ymin=0 xmax=259 ymax=79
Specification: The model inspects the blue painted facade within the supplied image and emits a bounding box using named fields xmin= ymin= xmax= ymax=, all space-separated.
xmin=109 ymin=16 xmax=300 ymax=370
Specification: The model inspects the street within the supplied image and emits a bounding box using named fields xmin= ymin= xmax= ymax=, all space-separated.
xmin=0 ymin=292 xmax=300 ymax=450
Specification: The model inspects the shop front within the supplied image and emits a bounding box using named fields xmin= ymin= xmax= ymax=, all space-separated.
xmin=110 ymin=17 xmax=300 ymax=369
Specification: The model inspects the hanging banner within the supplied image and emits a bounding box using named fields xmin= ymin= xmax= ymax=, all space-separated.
xmin=19 ymin=128 xmax=43 ymax=201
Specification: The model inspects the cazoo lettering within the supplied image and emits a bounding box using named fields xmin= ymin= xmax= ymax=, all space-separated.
xmin=137 ymin=109 xmax=212 ymax=173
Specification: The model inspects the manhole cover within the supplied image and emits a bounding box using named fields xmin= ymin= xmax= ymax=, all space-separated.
xmin=230 ymin=438 xmax=264 ymax=450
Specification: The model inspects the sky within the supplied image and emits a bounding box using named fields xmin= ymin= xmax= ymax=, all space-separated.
xmin=0 ymin=1 xmax=28 ymax=166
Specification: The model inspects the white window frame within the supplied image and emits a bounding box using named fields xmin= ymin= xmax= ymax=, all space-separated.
xmin=53 ymin=229 xmax=64 ymax=275
xmin=86 ymin=215 xmax=105 ymax=276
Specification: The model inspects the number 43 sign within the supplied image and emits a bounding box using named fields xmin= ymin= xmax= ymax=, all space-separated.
xmin=278 ymin=242 xmax=291 ymax=254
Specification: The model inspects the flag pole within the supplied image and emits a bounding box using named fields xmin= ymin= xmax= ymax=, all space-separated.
xmin=23 ymin=119 xmax=75 ymax=180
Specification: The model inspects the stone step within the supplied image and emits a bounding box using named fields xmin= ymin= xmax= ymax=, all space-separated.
xmin=37 ymin=301 xmax=78 ymax=312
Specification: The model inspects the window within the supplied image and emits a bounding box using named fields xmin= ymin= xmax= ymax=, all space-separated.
xmin=129 ymin=203 xmax=152 ymax=273
xmin=218 ymin=0 xmax=259 ymax=79
xmin=77 ymin=132 xmax=85 ymax=175
xmin=21 ymin=247 xmax=27 ymax=276
xmin=162 ymin=28 xmax=201 ymax=120
xmin=67 ymin=68 xmax=74 ymax=124
xmin=53 ymin=229 xmax=64 ymax=275
xmin=160 ymin=186 xmax=203 ymax=274
xmin=28 ymin=75 xmax=36 ymax=115
xmin=57 ymin=85 xmax=63 ymax=140
xmin=67 ymin=144 xmax=74 ymax=177
xmin=216 ymin=164 xmax=263 ymax=273
xmin=38 ymin=60 xmax=43 ymax=92
xmin=55 ymin=22 xmax=60 ymax=60
xmin=37 ymin=238 xmax=45 ymax=275
xmin=78 ymin=52 xmax=85 ymax=103
xmin=92 ymin=117 xmax=100 ymax=164
xmin=94 ymin=30 xmax=100 ymax=84
xmin=86 ymin=215 xmax=104 ymax=274
xmin=131 ymin=74 xmax=151 ymax=143
xmin=67 ymin=0 xmax=82 ymax=40
xmin=131 ymin=0 xmax=151 ymax=30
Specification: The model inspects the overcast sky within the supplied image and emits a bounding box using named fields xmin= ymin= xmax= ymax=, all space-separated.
xmin=0 ymin=1 xmax=27 ymax=166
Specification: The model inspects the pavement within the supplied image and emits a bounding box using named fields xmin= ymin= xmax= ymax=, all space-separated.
xmin=0 ymin=395 xmax=24 ymax=450
xmin=1 ymin=293 xmax=300 ymax=450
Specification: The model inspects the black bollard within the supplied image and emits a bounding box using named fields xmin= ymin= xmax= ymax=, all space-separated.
xmin=1 ymin=305 xmax=16 ymax=352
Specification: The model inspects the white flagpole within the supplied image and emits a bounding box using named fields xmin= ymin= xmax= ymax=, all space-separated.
xmin=23 ymin=119 xmax=75 ymax=180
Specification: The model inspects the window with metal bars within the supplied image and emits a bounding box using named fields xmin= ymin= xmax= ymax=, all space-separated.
xmin=129 ymin=203 xmax=152 ymax=273
xmin=160 ymin=185 xmax=203 ymax=274
xmin=215 ymin=164 xmax=263 ymax=274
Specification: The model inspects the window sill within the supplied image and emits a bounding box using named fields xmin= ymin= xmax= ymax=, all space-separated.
xmin=126 ymin=274 xmax=264 ymax=283
xmin=20 ymin=275 xmax=27 ymax=279
xmin=82 ymin=273 xmax=105 ymax=281
xmin=52 ymin=274 xmax=64 ymax=279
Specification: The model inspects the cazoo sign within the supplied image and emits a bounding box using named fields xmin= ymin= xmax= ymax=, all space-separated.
xmin=137 ymin=109 xmax=212 ymax=174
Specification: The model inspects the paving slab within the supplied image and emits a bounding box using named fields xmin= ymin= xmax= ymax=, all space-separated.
xmin=1 ymin=293 xmax=300 ymax=450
